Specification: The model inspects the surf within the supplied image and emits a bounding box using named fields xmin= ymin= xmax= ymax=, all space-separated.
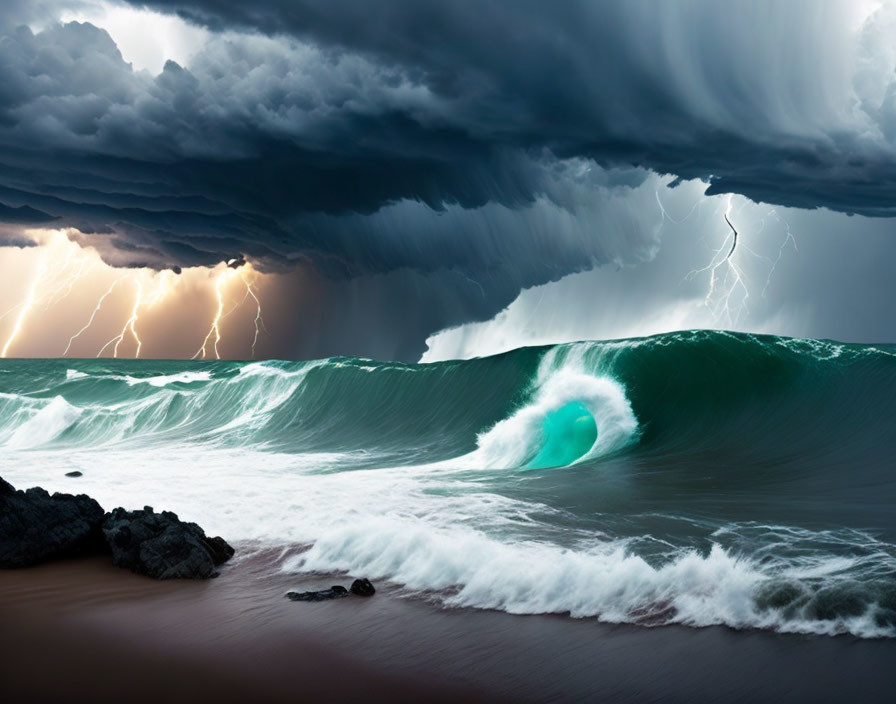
xmin=1 ymin=330 xmax=895 ymax=638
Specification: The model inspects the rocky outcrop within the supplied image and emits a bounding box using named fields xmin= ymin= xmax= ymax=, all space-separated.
xmin=350 ymin=578 xmax=376 ymax=596
xmin=102 ymin=506 xmax=234 ymax=579
xmin=0 ymin=479 xmax=105 ymax=568
xmin=287 ymin=585 xmax=350 ymax=601
xmin=0 ymin=476 xmax=234 ymax=579
xmin=287 ymin=578 xmax=376 ymax=602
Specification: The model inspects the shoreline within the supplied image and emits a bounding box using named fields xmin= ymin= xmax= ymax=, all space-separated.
xmin=2 ymin=550 xmax=895 ymax=703
xmin=0 ymin=552 xmax=491 ymax=703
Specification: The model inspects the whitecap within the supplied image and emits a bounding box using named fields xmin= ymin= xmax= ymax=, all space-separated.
xmin=6 ymin=396 xmax=83 ymax=449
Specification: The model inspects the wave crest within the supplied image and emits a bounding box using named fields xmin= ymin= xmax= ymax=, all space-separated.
xmin=458 ymin=368 xmax=638 ymax=469
xmin=6 ymin=396 xmax=82 ymax=449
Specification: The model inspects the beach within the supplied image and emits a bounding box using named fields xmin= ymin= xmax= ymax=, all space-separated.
xmin=2 ymin=549 xmax=894 ymax=703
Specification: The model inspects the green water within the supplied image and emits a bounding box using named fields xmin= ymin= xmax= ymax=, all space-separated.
xmin=528 ymin=401 xmax=597 ymax=468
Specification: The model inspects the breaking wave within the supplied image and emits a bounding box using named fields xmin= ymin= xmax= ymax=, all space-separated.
xmin=2 ymin=330 xmax=895 ymax=638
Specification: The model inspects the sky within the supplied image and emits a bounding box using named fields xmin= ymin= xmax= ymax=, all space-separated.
xmin=0 ymin=0 xmax=895 ymax=361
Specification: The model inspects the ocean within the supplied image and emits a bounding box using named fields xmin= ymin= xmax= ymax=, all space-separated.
xmin=2 ymin=329 xmax=895 ymax=638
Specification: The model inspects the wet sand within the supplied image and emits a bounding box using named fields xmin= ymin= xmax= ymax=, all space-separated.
xmin=1 ymin=549 xmax=894 ymax=703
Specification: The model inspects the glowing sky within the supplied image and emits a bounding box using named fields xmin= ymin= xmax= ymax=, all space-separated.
xmin=0 ymin=231 xmax=271 ymax=359
xmin=56 ymin=3 xmax=209 ymax=73
xmin=1 ymin=1 xmax=896 ymax=360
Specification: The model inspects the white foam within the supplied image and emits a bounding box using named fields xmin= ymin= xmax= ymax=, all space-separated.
xmin=64 ymin=369 xmax=212 ymax=386
xmin=124 ymin=371 xmax=213 ymax=387
xmin=448 ymin=345 xmax=638 ymax=469
xmin=237 ymin=361 xmax=318 ymax=379
xmin=288 ymin=522 xmax=759 ymax=621
xmin=6 ymin=396 xmax=83 ymax=449
xmin=775 ymin=336 xmax=845 ymax=361
xmin=285 ymin=515 xmax=893 ymax=638
xmin=469 ymin=371 xmax=637 ymax=468
xmin=2 ymin=442 xmax=892 ymax=639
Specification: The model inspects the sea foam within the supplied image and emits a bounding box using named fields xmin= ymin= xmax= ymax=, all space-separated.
xmin=6 ymin=396 xmax=82 ymax=449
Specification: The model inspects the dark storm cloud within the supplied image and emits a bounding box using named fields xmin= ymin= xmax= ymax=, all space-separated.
xmin=126 ymin=0 xmax=896 ymax=215
xmin=1 ymin=2 xmax=894 ymax=265
xmin=1 ymin=1 xmax=895 ymax=358
xmin=0 ymin=202 xmax=56 ymax=225
xmin=0 ymin=10 xmax=661 ymax=280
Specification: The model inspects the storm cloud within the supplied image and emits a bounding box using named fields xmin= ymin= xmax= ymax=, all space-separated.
xmin=125 ymin=0 xmax=896 ymax=213
xmin=1 ymin=1 xmax=895 ymax=359
xmin=0 ymin=12 xmax=652 ymax=275
xmin=2 ymin=3 xmax=896 ymax=262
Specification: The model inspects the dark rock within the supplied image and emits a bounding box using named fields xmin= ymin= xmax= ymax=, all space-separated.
xmin=286 ymin=578 xmax=377 ymax=602
xmin=102 ymin=506 xmax=234 ymax=579
xmin=0 ymin=476 xmax=234 ymax=580
xmin=65 ymin=471 xmax=83 ymax=478
xmin=286 ymin=585 xmax=349 ymax=602
xmin=350 ymin=578 xmax=376 ymax=597
xmin=0 ymin=476 xmax=105 ymax=568
xmin=204 ymin=535 xmax=236 ymax=565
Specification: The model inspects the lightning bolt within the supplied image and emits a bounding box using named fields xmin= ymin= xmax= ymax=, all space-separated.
xmin=1 ymin=238 xmax=94 ymax=332
xmin=129 ymin=269 xmax=174 ymax=357
xmin=685 ymin=196 xmax=801 ymax=328
xmin=97 ymin=279 xmax=143 ymax=358
xmin=219 ymin=287 xmax=251 ymax=323
xmin=124 ymin=281 xmax=144 ymax=358
xmin=146 ymin=270 xmax=173 ymax=307
xmin=241 ymin=269 xmax=265 ymax=358
xmin=1 ymin=259 xmax=47 ymax=358
xmin=44 ymin=256 xmax=92 ymax=309
xmin=1 ymin=235 xmax=268 ymax=360
xmin=761 ymin=209 xmax=798 ymax=298
xmin=93 ymin=270 xmax=176 ymax=359
xmin=38 ymin=239 xmax=96 ymax=311
xmin=655 ymin=189 xmax=702 ymax=225
xmin=64 ymin=278 xmax=122 ymax=356
xmin=724 ymin=206 xmax=738 ymax=260
xmin=685 ymin=194 xmax=750 ymax=327
xmin=0 ymin=300 xmax=24 ymax=326
xmin=36 ymin=245 xmax=77 ymax=309
xmin=193 ymin=268 xmax=238 ymax=360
